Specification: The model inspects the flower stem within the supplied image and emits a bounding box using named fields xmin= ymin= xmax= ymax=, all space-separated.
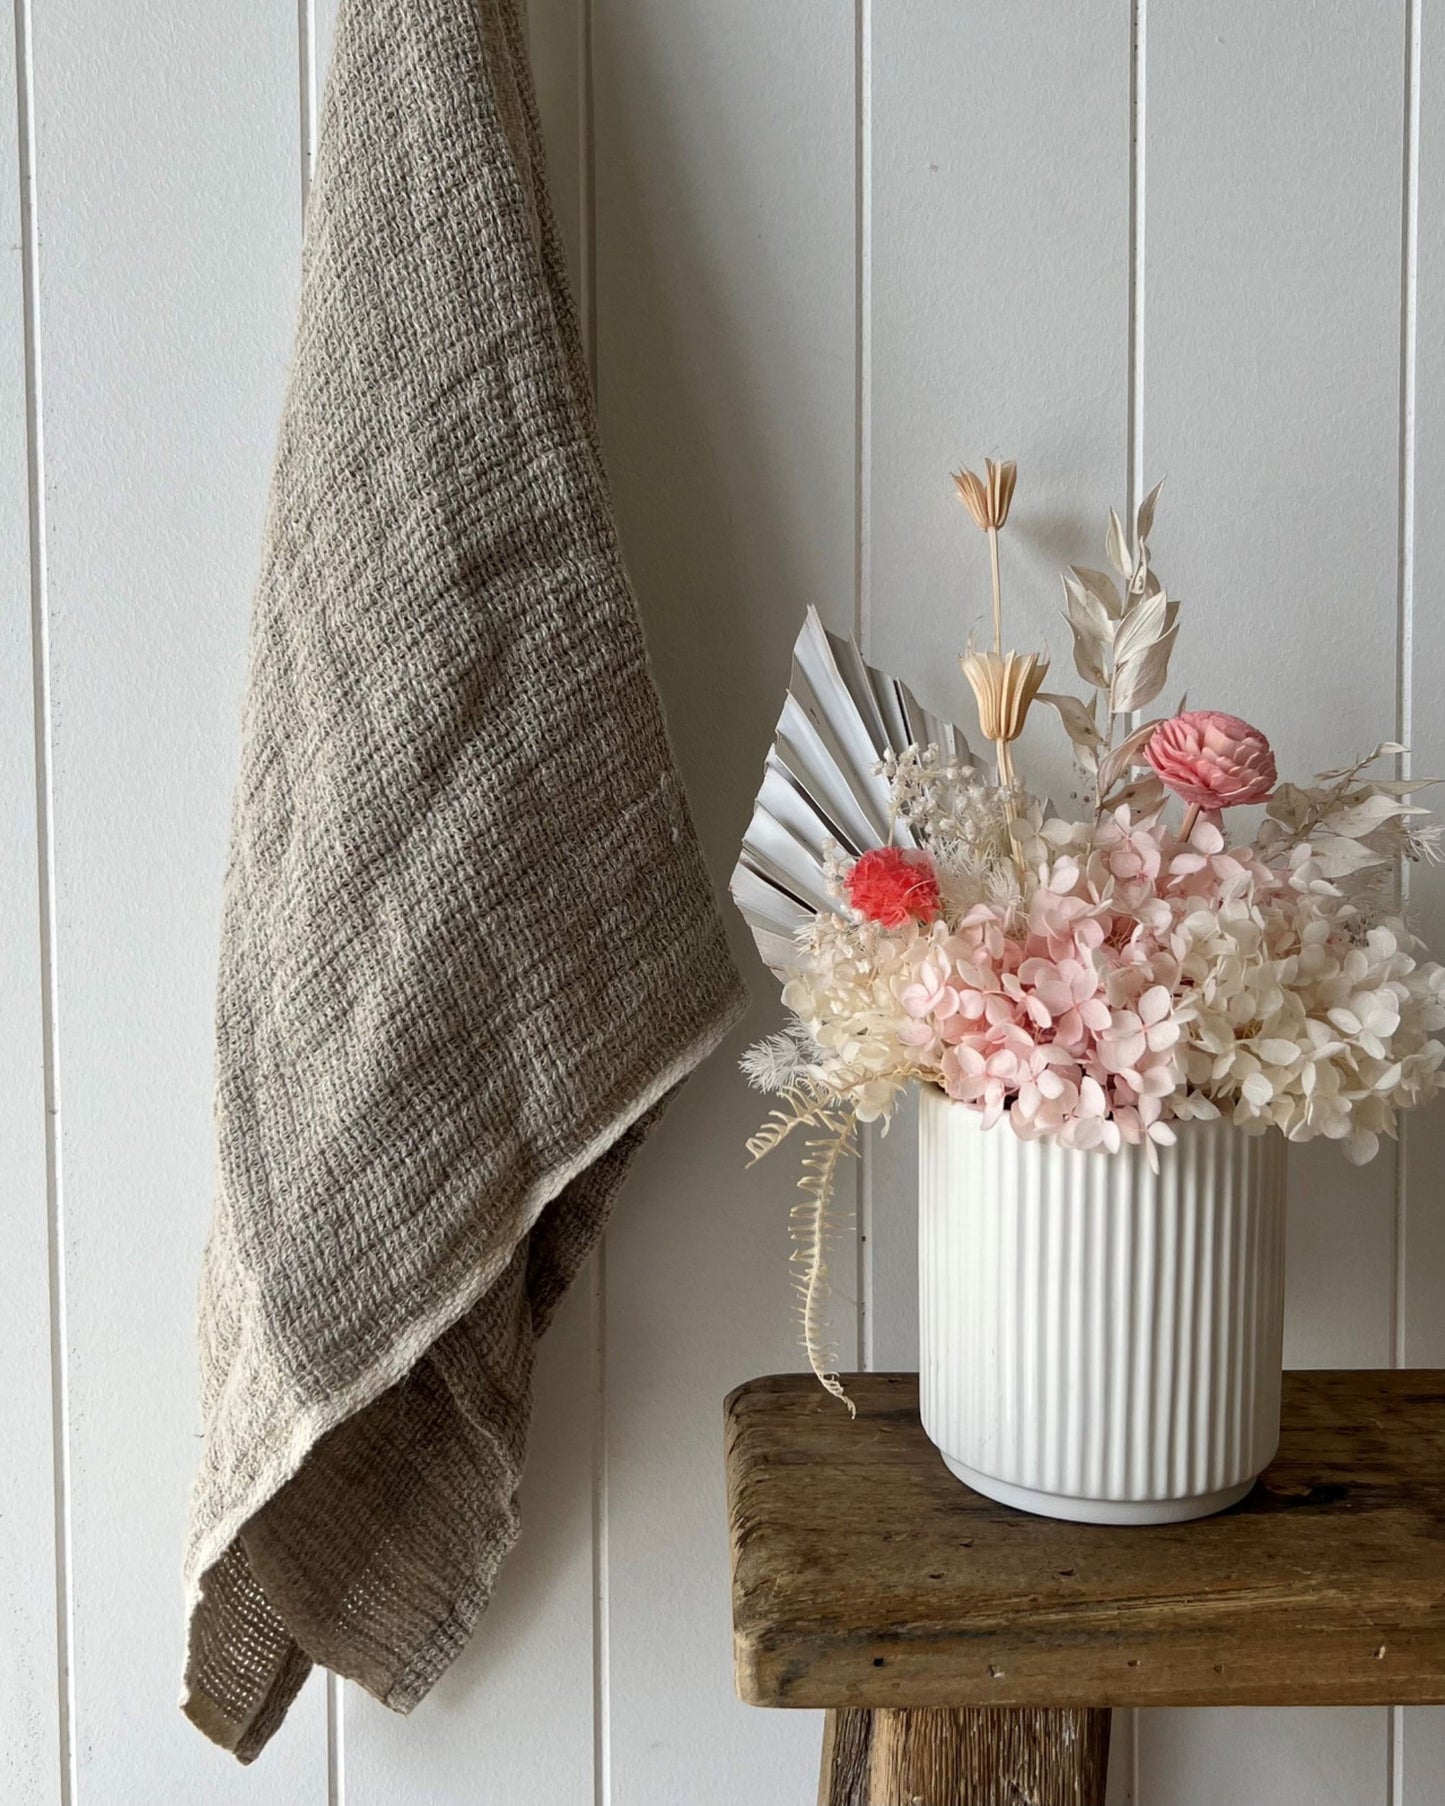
xmin=979 ymin=515 xmax=1021 ymax=880
xmin=1180 ymin=801 xmax=1201 ymax=842
xmin=995 ymin=739 xmax=1029 ymax=884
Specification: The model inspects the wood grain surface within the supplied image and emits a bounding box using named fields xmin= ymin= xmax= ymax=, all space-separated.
xmin=818 ymin=1705 xmax=1111 ymax=1806
xmin=726 ymin=1371 xmax=1445 ymax=1711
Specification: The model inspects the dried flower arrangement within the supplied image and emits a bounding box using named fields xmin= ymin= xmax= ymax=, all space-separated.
xmin=733 ymin=461 xmax=1445 ymax=1405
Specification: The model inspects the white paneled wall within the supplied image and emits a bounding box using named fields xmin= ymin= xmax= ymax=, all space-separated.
xmin=1 ymin=3 xmax=1441 ymax=1804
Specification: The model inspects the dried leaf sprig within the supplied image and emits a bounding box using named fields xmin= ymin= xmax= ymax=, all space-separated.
xmin=1255 ymin=741 xmax=1442 ymax=891
xmin=1051 ymin=483 xmax=1180 ymax=817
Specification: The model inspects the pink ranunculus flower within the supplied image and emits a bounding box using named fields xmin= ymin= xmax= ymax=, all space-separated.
xmin=1145 ymin=710 xmax=1277 ymax=812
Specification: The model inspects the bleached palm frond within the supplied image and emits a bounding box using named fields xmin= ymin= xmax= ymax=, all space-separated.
xmin=731 ymin=608 xmax=971 ymax=974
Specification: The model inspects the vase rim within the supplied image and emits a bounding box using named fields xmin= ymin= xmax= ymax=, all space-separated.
xmin=917 ymin=1078 xmax=1281 ymax=1148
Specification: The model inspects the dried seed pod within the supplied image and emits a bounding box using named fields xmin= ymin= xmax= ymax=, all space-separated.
xmin=960 ymin=647 xmax=1049 ymax=745
xmin=953 ymin=457 xmax=1018 ymax=532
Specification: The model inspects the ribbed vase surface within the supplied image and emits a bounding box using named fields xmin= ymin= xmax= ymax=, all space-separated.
xmin=918 ymin=1083 xmax=1287 ymax=1525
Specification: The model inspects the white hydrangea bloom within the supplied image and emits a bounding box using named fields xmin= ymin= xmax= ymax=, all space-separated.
xmin=1173 ymin=887 xmax=1445 ymax=1162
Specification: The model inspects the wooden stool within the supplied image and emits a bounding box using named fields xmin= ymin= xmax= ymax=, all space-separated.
xmin=724 ymin=1371 xmax=1445 ymax=1805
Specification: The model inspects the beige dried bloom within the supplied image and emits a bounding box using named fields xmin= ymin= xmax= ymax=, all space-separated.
xmin=960 ymin=647 xmax=1049 ymax=746
xmin=953 ymin=458 xmax=1018 ymax=532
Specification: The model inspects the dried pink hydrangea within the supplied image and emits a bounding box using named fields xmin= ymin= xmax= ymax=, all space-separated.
xmin=776 ymin=806 xmax=1445 ymax=1161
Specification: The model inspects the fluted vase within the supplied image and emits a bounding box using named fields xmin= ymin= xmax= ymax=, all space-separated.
xmin=917 ymin=1082 xmax=1288 ymax=1525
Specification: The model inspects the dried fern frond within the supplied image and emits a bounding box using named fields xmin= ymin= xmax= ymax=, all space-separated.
xmin=747 ymin=1065 xmax=923 ymax=1411
xmin=744 ymin=1082 xmax=851 ymax=1164
xmin=792 ymin=1118 xmax=859 ymax=1415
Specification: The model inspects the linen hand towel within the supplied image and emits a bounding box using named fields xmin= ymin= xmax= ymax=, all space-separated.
xmin=182 ymin=0 xmax=745 ymax=1760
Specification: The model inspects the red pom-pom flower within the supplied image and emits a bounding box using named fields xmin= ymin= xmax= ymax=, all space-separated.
xmin=844 ymin=847 xmax=941 ymax=928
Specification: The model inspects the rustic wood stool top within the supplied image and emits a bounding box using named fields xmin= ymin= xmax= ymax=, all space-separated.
xmin=724 ymin=1369 xmax=1445 ymax=1716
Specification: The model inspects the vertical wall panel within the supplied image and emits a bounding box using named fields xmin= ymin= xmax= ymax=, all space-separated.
xmin=865 ymin=0 xmax=1134 ymax=1370
xmin=340 ymin=2 xmax=601 ymax=1797
xmin=1143 ymin=0 xmax=1404 ymax=1370
xmin=867 ymin=1 xmax=1134 ymax=744
xmin=29 ymin=0 xmax=326 ymax=1796
xmin=1401 ymin=1707 xmax=1445 ymax=1806
xmin=865 ymin=7 xmax=1134 ymax=1793
xmin=1138 ymin=1708 xmax=1388 ymax=1806
xmin=1137 ymin=3 xmax=1404 ymax=1800
xmin=0 ymin=9 xmax=61 ymax=1801
xmin=592 ymin=0 xmax=857 ymax=1796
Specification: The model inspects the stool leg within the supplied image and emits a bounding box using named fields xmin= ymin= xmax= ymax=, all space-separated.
xmin=819 ymin=1707 xmax=875 ymax=1805
xmin=819 ymin=1705 xmax=1111 ymax=1806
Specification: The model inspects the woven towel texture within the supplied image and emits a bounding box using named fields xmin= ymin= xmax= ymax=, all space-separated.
xmin=181 ymin=0 xmax=745 ymax=1759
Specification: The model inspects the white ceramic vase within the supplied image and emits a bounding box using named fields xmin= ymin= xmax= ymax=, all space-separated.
xmin=917 ymin=1083 xmax=1288 ymax=1525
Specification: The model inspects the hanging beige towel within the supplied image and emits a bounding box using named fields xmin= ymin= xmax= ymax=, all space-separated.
xmin=181 ymin=0 xmax=745 ymax=1760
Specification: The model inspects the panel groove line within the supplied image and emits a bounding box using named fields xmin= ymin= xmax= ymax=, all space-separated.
xmin=1127 ymin=0 xmax=1147 ymax=522
xmin=11 ymin=0 xmax=75 ymax=1795
xmin=582 ymin=7 xmax=608 ymax=1804
xmin=1402 ymin=5 xmax=1445 ymax=1805
xmin=591 ymin=1253 xmax=610 ymax=1806
xmin=1390 ymin=4 xmax=1421 ymax=1800
xmin=298 ymin=0 xmax=317 ymax=214
xmin=854 ymin=0 xmax=875 ymax=1376
xmin=294 ymin=13 xmax=343 ymax=1798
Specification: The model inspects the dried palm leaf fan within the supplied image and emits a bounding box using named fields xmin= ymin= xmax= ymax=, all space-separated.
xmin=731 ymin=607 xmax=973 ymax=973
